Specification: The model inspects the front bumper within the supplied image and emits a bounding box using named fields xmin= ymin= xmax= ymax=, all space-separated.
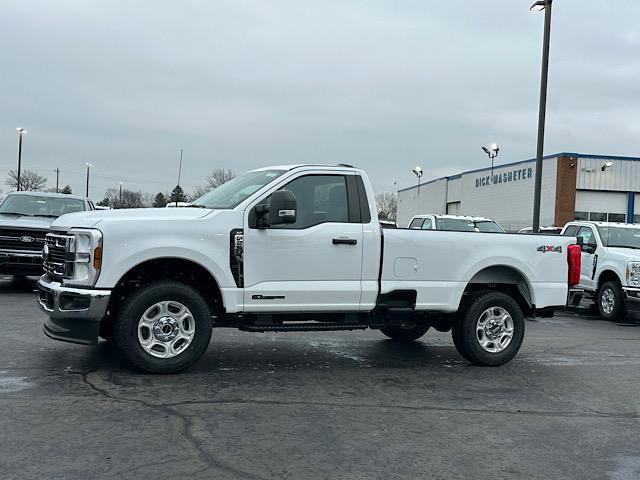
xmin=623 ymin=287 xmax=640 ymax=314
xmin=0 ymin=250 xmax=43 ymax=275
xmin=37 ymin=275 xmax=111 ymax=345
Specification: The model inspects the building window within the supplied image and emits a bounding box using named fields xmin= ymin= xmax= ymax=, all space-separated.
xmin=575 ymin=211 xmax=588 ymax=221
xmin=608 ymin=213 xmax=626 ymax=223
xmin=589 ymin=212 xmax=607 ymax=221
xmin=634 ymin=215 xmax=640 ymax=224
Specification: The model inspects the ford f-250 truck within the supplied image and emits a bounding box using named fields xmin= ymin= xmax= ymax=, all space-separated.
xmin=0 ymin=191 xmax=94 ymax=278
xmin=561 ymin=221 xmax=640 ymax=321
xmin=37 ymin=165 xmax=581 ymax=373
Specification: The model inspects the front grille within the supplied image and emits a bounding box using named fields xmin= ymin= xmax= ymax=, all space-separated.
xmin=0 ymin=227 xmax=47 ymax=253
xmin=43 ymin=233 xmax=74 ymax=279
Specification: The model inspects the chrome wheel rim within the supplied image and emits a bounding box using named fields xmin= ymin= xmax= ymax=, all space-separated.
xmin=476 ymin=306 xmax=514 ymax=353
xmin=137 ymin=301 xmax=195 ymax=359
xmin=601 ymin=288 xmax=615 ymax=315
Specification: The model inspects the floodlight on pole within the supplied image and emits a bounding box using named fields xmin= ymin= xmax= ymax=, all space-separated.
xmin=531 ymin=0 xmax=553 ymax=233
xmin=412 ymin=166 xmax=423 ymax=194
xmin=16 ymin=128 xmax=27 ymax=191
xmin=482 ymin=143 xmax=500 ymax=180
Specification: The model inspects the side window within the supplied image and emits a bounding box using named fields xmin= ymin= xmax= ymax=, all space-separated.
xmin=409 ymin=218 xmax=424 ymax=229
xmin=577 ymin=227 xmax=596 ymax=246
xmin=421 ymin=218 xmax=433 ymax=230
xmin=271 ymin=175 xmax=349 ymax=229
xmin=563 ymin=225 xmax=578 ymax=237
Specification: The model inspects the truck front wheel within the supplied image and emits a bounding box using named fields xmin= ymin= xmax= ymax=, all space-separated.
xmin=597 ymin=280 xmax=626 ymax=321
xmin=381 ymin=322 xmax=430 ymax=341
xmin=113 ymin=281 xmax=213 ymax=373
xmin=452 ymin=291 xmax=525 ymax=366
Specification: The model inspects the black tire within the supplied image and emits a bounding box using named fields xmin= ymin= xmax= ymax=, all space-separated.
xmin=597 ymin=280 xmax=626 ymax=321
xmin=99 ymin=318 xmax=114 ymax=343
xmin=452 ymin=291 xmax=525 ymax=367
xmin=381 ymin=323 xmax=430 ymax=341
xmin=113 ymin=281 xmax=213 ymax=373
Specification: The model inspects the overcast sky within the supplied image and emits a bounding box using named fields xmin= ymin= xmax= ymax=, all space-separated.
xmin=1 ymin=0 xmax=639 ymax=199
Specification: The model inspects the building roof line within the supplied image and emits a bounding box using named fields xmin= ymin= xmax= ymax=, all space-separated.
xmin=397 ymin=152 xmax=640 ymax=193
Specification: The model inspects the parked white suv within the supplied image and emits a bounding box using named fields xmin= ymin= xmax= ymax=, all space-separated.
xmin=38 ymin=165 xmax=580 ymax=373
xmin=562 ymin=221 xmax=640 ymax=320
xmin=408 ymin=214 xmax=504 ymax=233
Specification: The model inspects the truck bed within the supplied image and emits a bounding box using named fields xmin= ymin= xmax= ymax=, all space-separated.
xmin=380 ymin=229 xmax=573 ymax=312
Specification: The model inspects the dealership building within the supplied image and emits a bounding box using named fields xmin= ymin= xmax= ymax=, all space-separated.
xmin=396 ymin=153 xmax=640 ymax=231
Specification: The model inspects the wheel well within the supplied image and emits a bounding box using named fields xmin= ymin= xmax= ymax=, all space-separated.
xmin=105 ymin=258 xmax=223 ymax=323
xmin=464 ymin=266 xmax=533 ymax=314
xmin=598 ymin=270 xmax=621 ymax=289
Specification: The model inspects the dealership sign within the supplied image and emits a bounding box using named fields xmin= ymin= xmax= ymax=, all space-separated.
xmin=475 ymin=167 xmax=533 ymax=188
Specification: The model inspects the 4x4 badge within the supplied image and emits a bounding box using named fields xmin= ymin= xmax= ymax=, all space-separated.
xmin=537 ymin=245 xmax=562 ymax=253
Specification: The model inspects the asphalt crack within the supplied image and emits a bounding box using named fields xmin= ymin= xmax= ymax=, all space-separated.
xmin=78 ymin=372 xmax=270 ymax=480
xmin=161 ymin=397 xmax=640 ymax=420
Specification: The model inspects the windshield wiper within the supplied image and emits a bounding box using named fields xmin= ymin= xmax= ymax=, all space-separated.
xmin=189 ymin=204 xmax=209 ymax=209
xmin=0 ymin=212 xmax=35 ymax=216
xmin=32 ymin=214 xmax=59 ymax=218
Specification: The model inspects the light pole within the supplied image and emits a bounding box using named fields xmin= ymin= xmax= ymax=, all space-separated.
xmin=482 ymin=143 xmax=500 ymax=181
xmin=54 ymin=168 xmax=60 ymax=193
xmin=85 ymin=162 xmax=91 ymax=197
xmin=531 ymin=0 xmax=553 ymax=233
xmin=412 ymin=166 xmax=423 ymax=194
xmin=119 ymin=181 xmax=123 ymax=208
xmin=16 ymin=128 xmax=27 ymax=191
xmin=176 ymin=148 xmax=183 ymax=207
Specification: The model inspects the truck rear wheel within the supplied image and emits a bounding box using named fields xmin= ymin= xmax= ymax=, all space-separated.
xmin=381 ymin=322 xmax=430 ymax=341
xmin=113 ymin=281 xmax=213 ymax=373
xmin=597 ymin=280 xmax=626 ymax=321
xmin=452 ymin=291 xmax=525 ymax=366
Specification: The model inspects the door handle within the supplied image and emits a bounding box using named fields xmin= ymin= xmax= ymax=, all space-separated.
xmin=332 ymin=238 xmax=358 ymax=245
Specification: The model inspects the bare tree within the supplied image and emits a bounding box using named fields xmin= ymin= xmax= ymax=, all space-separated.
xmin=206 ymin=169 xmax=235 ymax=190
xmin=103 ymin=187 xmax=145 ymax=209
xmin=188 ymin=185 xmax=209 ymax=202
xmin=6 ymin=169 xmax=47 ymax=191
xmin=375 ymin=192 xmax=398 ymax=222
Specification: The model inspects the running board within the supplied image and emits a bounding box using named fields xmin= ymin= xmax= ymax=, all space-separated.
xmin=239 ymin=322 xmax=369 ymax=332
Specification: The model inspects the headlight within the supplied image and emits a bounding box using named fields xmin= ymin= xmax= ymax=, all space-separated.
xmin=626 ymin=262 xmax=640 ymax=287
xmin=64 ymin=228 xmax=102 ymax=287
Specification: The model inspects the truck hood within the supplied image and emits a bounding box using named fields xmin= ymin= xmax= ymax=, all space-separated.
xmin=604 ymin=247 xmax=640 ymax=261
xmin=0 ymin=213 xmax=55 ymax=231
xmin=50 ymin=207 xmax=214 ymax=230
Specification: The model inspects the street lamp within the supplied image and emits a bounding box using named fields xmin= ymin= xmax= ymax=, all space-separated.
xmin=16 ymin=128 xmax=27 ymax=191
xmin=412 ymin=166 xmax=424 ymax=194
xmin=531 ymin=0 xmax=553 ymax=233
xmin=85 ymin=162 xmax=91 ymax=197
xmin=482 ymin=143 xmax=500 ymax=180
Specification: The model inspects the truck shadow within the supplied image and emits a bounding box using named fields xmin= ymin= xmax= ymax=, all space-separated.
xmin=0 ymin=276 xmax=39 ymax=293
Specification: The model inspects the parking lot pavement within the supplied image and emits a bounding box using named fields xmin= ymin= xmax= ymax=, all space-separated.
xmin=1 ymin=277 xmax=639 ymax=480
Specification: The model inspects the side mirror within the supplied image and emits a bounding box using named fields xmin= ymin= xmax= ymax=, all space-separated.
xmin=269 ymin=190 xmax=297 ymax=225
xmin=583 ymin=243 xmax=597 ymax=254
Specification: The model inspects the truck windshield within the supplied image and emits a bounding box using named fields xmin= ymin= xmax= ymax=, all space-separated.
xmin=0 ymin=194 xmax=85 ymax=217
xmin=192 ymin=169 xmax=286 ymax=209
xmin=475 ymin=221 xmax=504 ymax=233
xmin=597 ymin=226 xmax=640 ymax=249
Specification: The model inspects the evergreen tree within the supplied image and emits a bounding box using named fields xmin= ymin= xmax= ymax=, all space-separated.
xmin=61 ymin=185 xmax=72 ymax=194
xmin=169 ymin=185 xmax=187 ymax=203
xmin=153 ymin=192 xmax=167 ymax=208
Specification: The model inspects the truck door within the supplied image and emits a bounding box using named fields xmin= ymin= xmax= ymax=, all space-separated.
xmin=577 ymin=226 xmax=598 ymax=289
xmin=242 ymin=172 xmax=364 ymax=312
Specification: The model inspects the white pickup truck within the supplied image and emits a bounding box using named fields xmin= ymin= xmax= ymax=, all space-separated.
xmin=38 ymin=164 xmax=581 ymax=373
xmin=561 ymin=221 xmax=640 ymax=320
